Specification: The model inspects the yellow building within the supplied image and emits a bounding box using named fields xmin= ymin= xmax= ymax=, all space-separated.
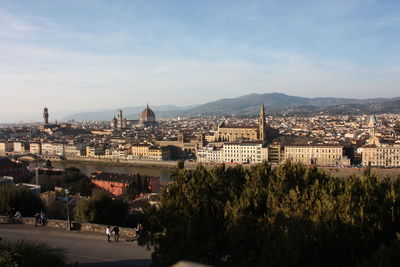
xmin=86 ymin=146 xmax=105 ymax=157
xmin=0 ymin=142 xmax=13 ymax=154
xmin=130 ymin=144 xmax=170 ymax=161
xmin=268 ymin=142 xmax=284 ymax=164
xmin=29 ymin=143 xmax=42 ymax=155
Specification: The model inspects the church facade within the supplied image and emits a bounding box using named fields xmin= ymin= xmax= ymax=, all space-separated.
xmin=215 ymin=104 xmax=268 ymax=143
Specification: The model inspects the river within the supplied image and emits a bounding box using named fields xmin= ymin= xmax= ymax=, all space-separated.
xmin=52 ymin=161 xmax=171 ymax=182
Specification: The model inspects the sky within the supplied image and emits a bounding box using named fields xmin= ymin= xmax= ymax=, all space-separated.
xmin=0 ymin=0 xmax=399 ymax=122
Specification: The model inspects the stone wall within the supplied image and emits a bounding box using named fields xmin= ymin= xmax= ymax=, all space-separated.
xmin=0 ymin=216 xmax=136 ymax=238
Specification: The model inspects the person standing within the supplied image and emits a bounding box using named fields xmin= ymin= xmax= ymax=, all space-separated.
xmin=106 ymin=226 xmax=111 ymax=242
xmin=112 ymin=226 xmax=120 ymax=242
xmin=135 ymin=223 xmax=144 ymax=239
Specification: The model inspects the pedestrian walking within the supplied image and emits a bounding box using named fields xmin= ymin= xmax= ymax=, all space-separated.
xmin=112 ymin=226 xmax=120 ymax=242
xmin=40 ymin=211 xmax=47 ymax=226
xmin=34 ymin=213 xmax=40 ymax=227
xmin=14 ymin=211 xmax=22 ymax=218
xmin=106 ymin=226 xmax=111 ymax=242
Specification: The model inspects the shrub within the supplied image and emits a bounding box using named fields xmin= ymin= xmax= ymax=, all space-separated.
xmin=0 ymin=239 xmax=65 ymax=267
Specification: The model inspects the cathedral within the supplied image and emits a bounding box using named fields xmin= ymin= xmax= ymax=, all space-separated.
xmin=140 ymin=104 xmax=157 ymax=127
xmin=215 ymin=104 xmax=268 ymax=143
xmin=110 ymin=104 xmax=157 ymax=129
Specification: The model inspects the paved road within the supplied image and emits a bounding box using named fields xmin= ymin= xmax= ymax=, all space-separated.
xmin=0 ymin=224 xmax=152 ymax=266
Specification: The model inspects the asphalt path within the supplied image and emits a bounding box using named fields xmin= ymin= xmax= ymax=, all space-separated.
xmin=0 ymin=224 xmax=152 ymax=266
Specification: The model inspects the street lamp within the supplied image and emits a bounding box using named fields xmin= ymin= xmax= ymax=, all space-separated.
xmin=65 ymin=189 xmax=70 ymax=231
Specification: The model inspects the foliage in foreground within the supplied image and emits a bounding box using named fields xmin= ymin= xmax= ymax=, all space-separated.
xmin=74 ymin=189 xmax=128 ymax=225
xmin=143 ymin=162 xmax=400 ymax=267
xmin=0 ymin=185 xmax=45 ymax=216
xmin=124 ymin=173 xmax=151 ymax=199
xmin=0 ymin=239 xmax=65 ymax=267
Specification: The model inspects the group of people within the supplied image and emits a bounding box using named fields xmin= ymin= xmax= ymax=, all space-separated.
xmin=34 ymin=211 xmax=47 ymax=227
xmin=106 ymin=226 xmax=120 ymax=242
xmin=105 ymin=223 xmax=144 ymax=243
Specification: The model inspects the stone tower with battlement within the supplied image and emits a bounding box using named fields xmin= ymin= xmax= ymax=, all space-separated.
xmin=43 ymin=107 xmax=49 ymax=125
xmin=259 ymin=103 xmax=267 ymax=142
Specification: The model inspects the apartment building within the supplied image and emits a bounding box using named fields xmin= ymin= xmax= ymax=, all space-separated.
xmin=65 ymin=143 xmax=86 ymax=157
xmin=41 ymin=143 xmax=65 ymax=156
xmin=0 ymin=142 xmax=13 ymax=154
xmin=13 ymin=142 xmax=28 ymax=153
xmin=362 ymin=144 xmax=400 ymax=167
xmin=29 ymin=143 xmax=41 ymax=155
xmin=197 ymin=146 xmax=224 ymax=163
xmin=268 ymin=142 xmax=284 ymax=164
xmin=86 ymin=145 xmax=105 ymax=157
xmin=223 ymin=141 xmax=267 ymax=163
xmin=284 ymin=145 xmax=349 ymax=166
xmin=130 ymin=144 xmax=170 ymax=161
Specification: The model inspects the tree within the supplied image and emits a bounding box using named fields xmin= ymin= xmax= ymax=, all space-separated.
xmin=124 ymin=174 xmax=151 ymax=199
xmin=0 ymin=185 xmax=45 ymax=216
xmin=142 ymin=162 xmax=400 ymax=267
xmin=74 ymin=190 xmax=128 ymax=225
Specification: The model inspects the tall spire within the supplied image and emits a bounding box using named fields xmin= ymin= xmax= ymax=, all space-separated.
xmin=259 ymin=103 xmax=267 ymax=142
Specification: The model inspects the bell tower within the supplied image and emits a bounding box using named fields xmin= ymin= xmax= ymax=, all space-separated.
xmin=259 ymin=103 xmax=266 ymax=142
xmin=43 ymin=107 xmax=49 ymax=125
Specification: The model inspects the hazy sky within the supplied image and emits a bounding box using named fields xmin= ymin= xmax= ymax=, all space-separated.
xmin=1 ymin=0 xmax=399 ymax=122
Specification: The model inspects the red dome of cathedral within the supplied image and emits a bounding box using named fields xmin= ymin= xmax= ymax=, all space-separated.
xmin=140 ymin=104 xmax=156 ymax=122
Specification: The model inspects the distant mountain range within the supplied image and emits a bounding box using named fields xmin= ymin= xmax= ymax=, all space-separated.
xmin=61 ymin=93 xmax=400 ymax=121
xmin=61 ymin=105 xmax=198 ymax=121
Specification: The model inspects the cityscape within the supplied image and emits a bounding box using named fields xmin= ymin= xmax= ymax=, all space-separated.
xmin=1 ymin=103 xmax=400 ymax=168
xmin=1 ymin=1 xmax=400 ymax=267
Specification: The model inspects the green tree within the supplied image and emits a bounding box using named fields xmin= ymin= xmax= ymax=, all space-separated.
xmin=74 ymin=190 xmax=128 ymax=225
xmin=0 ymin=185 xmax=45 ymax=216
xmin=143 ymin=162 xmax=400 ymax=267
xmin=124 ymin=174 xmax=151 ymax=199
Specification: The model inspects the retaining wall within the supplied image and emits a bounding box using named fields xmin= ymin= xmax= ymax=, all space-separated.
xmin=0 ymin=216 xmax=136 ymax=238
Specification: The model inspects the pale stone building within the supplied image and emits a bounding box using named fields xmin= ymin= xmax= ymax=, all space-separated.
xmin=42 ymin=143 xmax=65 ymax=156
xmin=0 ymin=142 xmax=14 ymax=154
xmin=223 ymin=141 xmax=267 ymax=163
xmin=197 ymin=146 xmax=224 ymax=163
xmin=284 ymin=145 xmax=349 ymax=166
xmin=65 ymin=144 xmax=86 ymax=158
xmin=29 ymin=143 xmax=41 ymax=155
xmin=362 ymin=144 xmax=400 ymax=167
xmin=13 ymin=142 xmax=27 ymax=153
